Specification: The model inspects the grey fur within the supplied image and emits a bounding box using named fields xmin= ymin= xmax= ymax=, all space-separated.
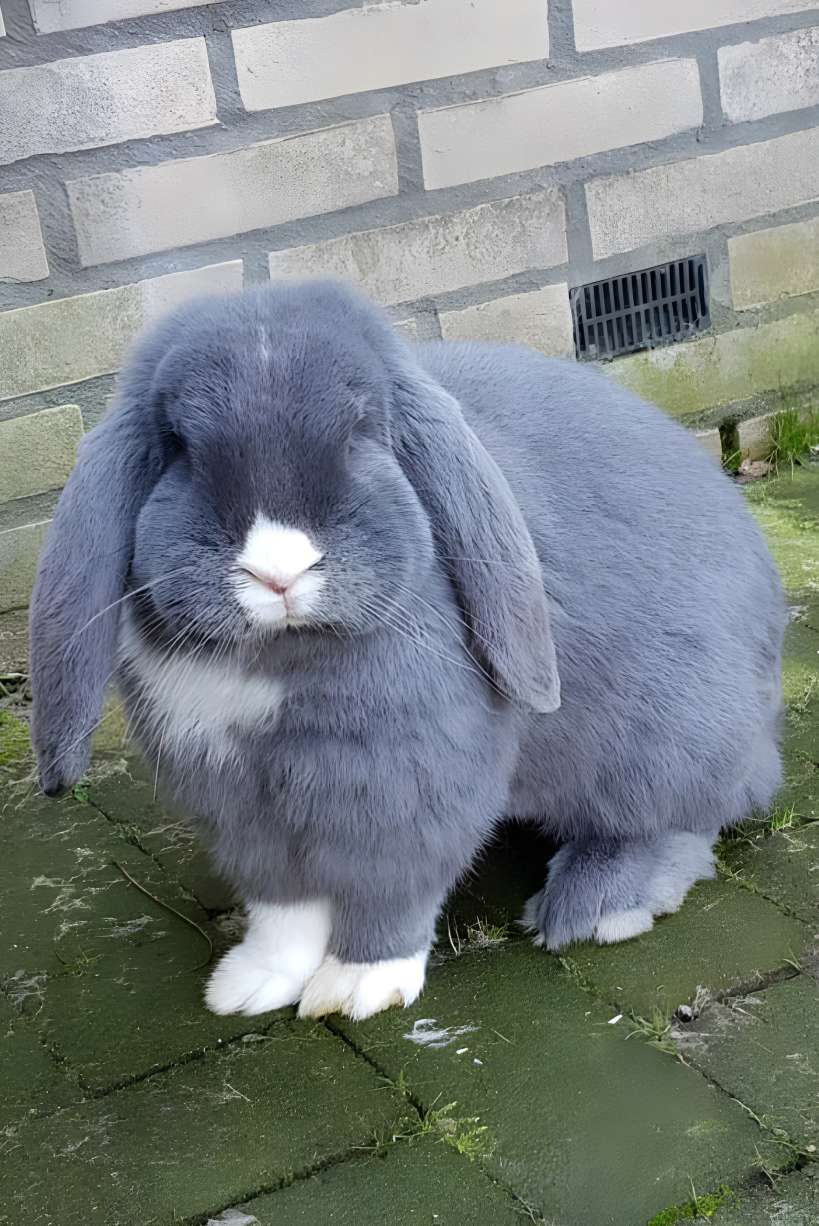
xmin=29 ymin=280 xmax=784 ymax=960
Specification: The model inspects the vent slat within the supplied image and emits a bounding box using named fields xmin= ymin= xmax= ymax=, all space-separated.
xmin=570 ymin=255 xmax=710 ymax=360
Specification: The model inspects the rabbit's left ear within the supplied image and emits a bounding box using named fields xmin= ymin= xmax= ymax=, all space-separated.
xmin=391 ymin=363 xmax=560 ymax=714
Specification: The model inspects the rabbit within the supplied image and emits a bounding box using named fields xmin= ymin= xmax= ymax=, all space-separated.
xmin=29 ymin=279 xmax=785 ymax=1021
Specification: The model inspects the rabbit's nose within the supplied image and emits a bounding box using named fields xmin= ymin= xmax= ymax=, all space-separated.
xmin=240 ymin=565 xmax=299 ymax=594
xmin=235 ymin=515 xmax=324 ymax=595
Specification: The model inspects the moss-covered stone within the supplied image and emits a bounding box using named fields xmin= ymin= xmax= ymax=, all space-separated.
xmin=675 ymin=976 xmax=819 ymax=1151
xmin=710 ymin=1166 xmax=819 ymax=1224
xmin=88 ymin=767 xmax=233 ymax=912
xmin=0 ymin=1023 xmax=412 ymax=1226
xmin=0 ymin=996 xmax=75 ymax=1127
xmin=745 ymin=469 xmax=819 ymax=621
xmin=233 ymin=1137 xmax=524 ymax=1225
xmin=721 ymin=819 xmax=819 ymax=927
xmin=606 ymin=309 xmax=819 ymax=426
xmin=332 ymin=942 xmax=771 ymax=1226
xmin=0 ymin=709 xmax=30 ymax=768
xmin=0 ymin=789 xmax=258 ymax=1089
xmin=561 ymin=877 xmax=809 ymax=1017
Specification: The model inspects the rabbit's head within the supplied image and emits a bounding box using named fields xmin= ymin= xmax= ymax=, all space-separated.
xmin=30 ymin=280 xmax=560 ymax=795
xmin=126 ymin=287 xmax=435 ymax=646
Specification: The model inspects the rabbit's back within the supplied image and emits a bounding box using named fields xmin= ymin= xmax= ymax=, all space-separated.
xmin=416 ymin=341 xmax=785 ymax=839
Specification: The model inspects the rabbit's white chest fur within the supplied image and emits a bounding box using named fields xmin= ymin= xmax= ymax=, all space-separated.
xmin=120 ymin=614 xmax=284 ymax=762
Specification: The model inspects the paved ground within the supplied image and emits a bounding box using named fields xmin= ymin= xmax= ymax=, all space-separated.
xmin=2 ymin=466 xmax=819 ymax=1226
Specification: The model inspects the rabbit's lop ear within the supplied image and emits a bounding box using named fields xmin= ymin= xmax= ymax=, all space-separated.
xmin=392 ymin=364 xmax=560 ymax=714
xmin=29 ymin=330 xmax=171 ymax=797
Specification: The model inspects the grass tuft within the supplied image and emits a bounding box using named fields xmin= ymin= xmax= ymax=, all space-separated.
xmin=766 ymin=408 xmax=819 ymax=470
xmin=417 ymin=1099 xmax=494 ymax=1161
xmin=627 ymin=1007 xmax=678 ymax=1057
xmin=646 ymin=1184 xmax=734 ymax=1225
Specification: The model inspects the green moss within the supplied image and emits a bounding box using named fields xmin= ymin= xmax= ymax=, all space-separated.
xmin=646 ymin=1185 xmax=734 ymax=1225
xmin=605 ymin=308 xmax=819 ymax=425
xmin=0 ymin=709 xmax=30 ymax=767
xmin=745 ymin=471 xmax=819 ymax=602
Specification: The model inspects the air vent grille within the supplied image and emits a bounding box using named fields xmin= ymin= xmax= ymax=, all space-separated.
xmin=570 ymin=255 xmax=710 ymax=361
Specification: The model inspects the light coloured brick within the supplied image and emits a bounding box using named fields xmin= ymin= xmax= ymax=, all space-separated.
xmin=0 ymin=260 xmax=242 ymax=403
xmin=420 ymin=59 xmax=702 ymax=189
xmin=0 ymin=521 xmax=49 ymax=613
xmin=0 ymin=406 xmax=84 ymax=505
xmin=572 ymin=0 xmax=817 ymax=51
xmin=268 ymin=191 xmax=567 ymax=307
xmin=0 ymin=40 xmax=216 ymax=167
xmin=0 ymin=191 xmax=48 ymax=284
xmin=729 ymin=217 xmax=819 ymax=309
xmin=606 ymin=308 xmax=819 ymax=420
xmin=586 ymin=128 xmax=819 ymax=259
xmin=438 ymin=285 xmax=575 ymax=358
xmin=29 ymin=0 xmax=229 ymax=33
xmin=720 ymin=28 xmax=819 ymax=123
xmin=232 ymin=0 xmax=547 ymax=111
xmin=69 ymin=115 xmax=398 ymax=267
xmin=738 ymin=415 xmax=773 ymax=460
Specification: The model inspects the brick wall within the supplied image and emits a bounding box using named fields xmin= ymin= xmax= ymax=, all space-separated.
xmin=2 ymin=0 xmax=819 ymax=640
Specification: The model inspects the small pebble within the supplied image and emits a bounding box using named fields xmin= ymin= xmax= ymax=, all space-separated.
xmin=456 ymin=1047 xmax=468 ymax=1055
xmin=473 ymin=1058 xmax=483 ymax=1066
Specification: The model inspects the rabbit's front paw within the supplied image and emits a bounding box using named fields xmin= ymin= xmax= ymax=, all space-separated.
xmin=204 ymin=899 xmax=331 ymax=1016
xmin=205 ymin=947 xmax=304 ymax=1015
xmin=298 ymin=952 xmax=427 ymax=1021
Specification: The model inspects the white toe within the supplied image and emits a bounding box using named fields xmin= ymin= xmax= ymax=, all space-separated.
xmin=205 ymin=951 xmax=301 ymax=1015
xmin=595 ymin=907 xmax=654 ymax=944
xmin=204 ymin=899 xmax=332 ymax=1017
xmin=298 ymin=951 xmax=427 ymax=1021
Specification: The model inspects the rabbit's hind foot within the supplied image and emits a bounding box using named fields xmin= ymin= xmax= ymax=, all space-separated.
xmin=522 ymin=832 xmax=717 ymax=952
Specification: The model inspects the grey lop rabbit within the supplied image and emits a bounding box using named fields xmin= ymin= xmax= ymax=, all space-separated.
xmin=29 ymin=279 xmax=785 ymax=1020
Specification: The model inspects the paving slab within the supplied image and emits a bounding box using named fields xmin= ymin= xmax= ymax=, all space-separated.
xmin=721 ymin=821 xmax=819 ymax=928
xmin=746 ymin=470 xmax=819 ymax=621
xmin=225 ymin=1137 xmax=525 ymax=1225
xmin=0 ymin=786 xmax=156 ymax=979
xmin=675 ymin=975 xmax=819 ymax=1151
xmin=560 ymin=878 xmax=809 ymax=1018
xmin=0 ymin=995 xmax=75 ymax=1127
xmin=332 ymin=941 xmax=770 ymax=1226
xmin=0 ymin=788 xmax=262 ymax=1091
xmin=781 ymin=619 xmax=819 ymax=764
xmin=0 ymin=1021 xmax=412 ymax=1226
xmin=88 ymin=766 xmax=233 ymax=912
xmin=711 ymin=1165 xmax=819 ymax=1224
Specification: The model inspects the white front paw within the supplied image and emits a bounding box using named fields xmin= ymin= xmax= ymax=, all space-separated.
xmin=205 ymin=946 xmax=304 ymax=1015
xmin=204 ymin=900 xmax=331 ymax=1017
xmin=298 ymin=952 xmax=427 ymax=1021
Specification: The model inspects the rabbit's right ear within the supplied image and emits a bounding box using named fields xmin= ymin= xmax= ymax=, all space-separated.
xmin=29 ymin=347 xmax=168 ymax=797
xmin=391 ymin=360 xmax=561 ymax=715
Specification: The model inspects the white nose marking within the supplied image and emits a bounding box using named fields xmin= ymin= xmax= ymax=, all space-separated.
xmin=237 ymin=514 xmax=322 ymax=589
